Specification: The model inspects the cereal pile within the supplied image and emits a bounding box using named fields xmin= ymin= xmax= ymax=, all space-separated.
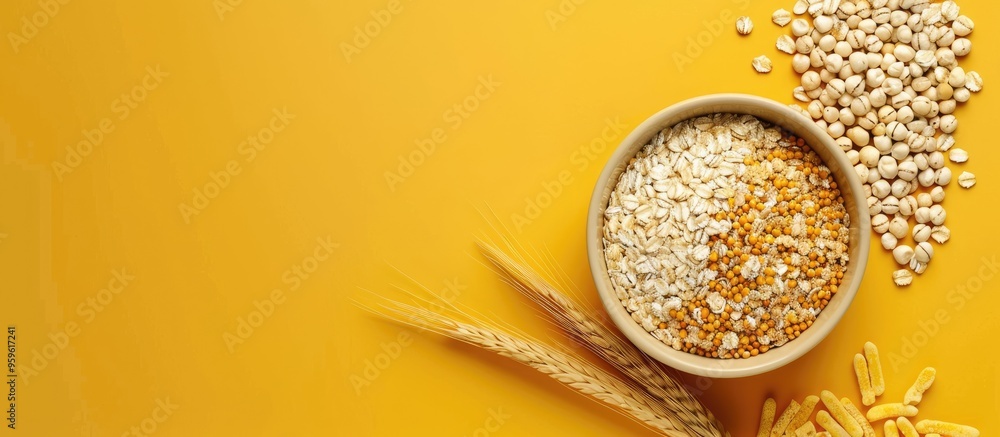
xmin=603 ymin=113 xmax=850 ymax=359
xmin=764 ymin=0 xmax=981 ymax=286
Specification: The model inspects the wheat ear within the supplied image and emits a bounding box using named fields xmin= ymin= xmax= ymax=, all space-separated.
xmin=372 ymin=301 xmax=693 ymax=436
xmin=477 ymin=241 xmax=727 ymax=437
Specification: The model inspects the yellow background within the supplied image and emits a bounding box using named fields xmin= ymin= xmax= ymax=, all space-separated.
xmin=1 ymin=0 xmax=997 ymax=435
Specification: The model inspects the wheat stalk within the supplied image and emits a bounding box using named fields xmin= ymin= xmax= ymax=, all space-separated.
xmin=477 ymin=240 xmax=728 ymax=437
xmin=372 ymin=301 xmax=693 ymax=436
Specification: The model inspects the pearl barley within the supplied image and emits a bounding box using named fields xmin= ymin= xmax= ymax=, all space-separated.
xmin=777 ymin=35 xmax=796 ymax=54
xmin=773 ymin=0 xmax=981 ymax=285
xmin=736 ymin=16 xmax=753 ymax=35
xmin=958 ymin=171 xmax=976 ymax=188
xmin=949 ymin=148 xmax=968 ymax=163
xmin=773 ymin=9 xmax=792 ymax=27
xmin=753 ymin=56 xmax=773 ymax=73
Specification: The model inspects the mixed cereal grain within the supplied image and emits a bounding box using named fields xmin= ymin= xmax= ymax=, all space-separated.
xmin=603 ymin=113 xmax=850 ymax=359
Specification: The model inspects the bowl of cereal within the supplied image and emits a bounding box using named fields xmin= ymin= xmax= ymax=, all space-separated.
xmin=587 ymin=94 xmax=870 ymax=378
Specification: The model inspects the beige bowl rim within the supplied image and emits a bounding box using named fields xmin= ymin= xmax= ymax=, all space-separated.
xmin=586 ymin=93 xmax=871 ymax=378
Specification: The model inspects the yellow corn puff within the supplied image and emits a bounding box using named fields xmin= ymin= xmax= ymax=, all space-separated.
xmin=787 ymin=395 xmax=820 ymax=431
xmin=884 ymin=420 xmax=899 ymax=437
xmin=758 ymin=398 xmax=777 ymax=437
xmin=816 ymin=433 xmax=831 ymax=437
xmin=819 ymin=390 xmax=863 ymax=437
xmin=866 ymin=403 xmax=918 ymax=422
xmin=794 ymin=421 xmax=817 ymax=437
xmin=915 ymin=420 xmax=980 ymax=437
xmin=896 ymin=417 xmax=919 ymax=437
xmin=771 ymin=400 xmax=801 ymax=437
xmin=853 ymin=353 xmax=875 ymax=406
xmin=817 ymin=410 xmax=850 ymax=437
xmin=903 ymin=367 xmax=936 ymax=405
xmin=864 ymin=342 xmax=885 ymax=396
xmin=840 ymin=398 xmax=876 ymax=437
